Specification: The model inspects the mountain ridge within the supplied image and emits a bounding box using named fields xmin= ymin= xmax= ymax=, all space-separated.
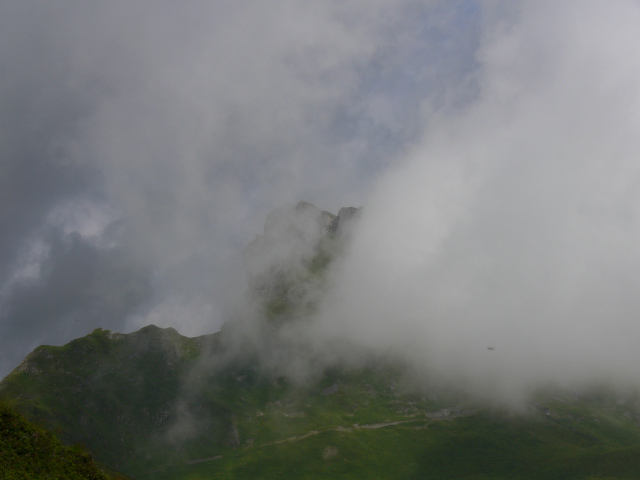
xmin=3 ymin=202 xmax=640 ymax=479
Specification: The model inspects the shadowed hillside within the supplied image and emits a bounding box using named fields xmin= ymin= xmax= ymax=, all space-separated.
xmin=0 ymin=399 xmax=119 ymax=479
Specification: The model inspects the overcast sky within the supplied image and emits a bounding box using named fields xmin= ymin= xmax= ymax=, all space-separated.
xmin=2 ymin=0 xmax=640 ymax=401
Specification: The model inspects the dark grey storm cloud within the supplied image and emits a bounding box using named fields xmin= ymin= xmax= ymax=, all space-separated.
xmin=1 ymin=226 xmax=152 ymax=365
xmin=0 ymin=1 xmax=481 ymax=376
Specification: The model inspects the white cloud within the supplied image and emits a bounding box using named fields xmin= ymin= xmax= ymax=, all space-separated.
xmin=2 ymin=1 xmax=483 ymax=375
xmin=312 ymin=0 xmax=640 ymax=406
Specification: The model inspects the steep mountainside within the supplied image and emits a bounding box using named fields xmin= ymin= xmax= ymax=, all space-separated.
xmin=0 ymin=325 xmax=224 ymax=473
xmin=3 ymin=331 xmax=640 ymax=480
xmin=0 ymin=399 xmax=114 ymax=479
xmin=2 ymin=203 xmax=640 ymax=479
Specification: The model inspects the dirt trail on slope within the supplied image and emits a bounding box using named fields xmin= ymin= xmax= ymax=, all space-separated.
xmin=142 ymin=406 xmax=477 ymax=474
xmin=257 ymin=407 xmax=478 ymax=448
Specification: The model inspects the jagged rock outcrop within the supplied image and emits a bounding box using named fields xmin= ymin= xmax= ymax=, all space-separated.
xmin=334 ymin=206 xmax=360 ymax=234
xmin=243 ymin=202 xmax=360 ymax=310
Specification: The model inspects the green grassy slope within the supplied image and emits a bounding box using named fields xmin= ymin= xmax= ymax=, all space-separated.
xmin=0 ymin=399 xmax=116 ymax=480
xmin=138 ymin=382 xmax=640 ymax=480
xmin=3 ymin=332 xmax=640 ymax=480
xmin=0 ymin=325 xmax=225 ymax=474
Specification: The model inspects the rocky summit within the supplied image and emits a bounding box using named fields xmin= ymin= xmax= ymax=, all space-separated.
xmin=243 ymin=201 xmax=360 ymax=293
xmin=243 ymin=202 xmax=360 ymax=324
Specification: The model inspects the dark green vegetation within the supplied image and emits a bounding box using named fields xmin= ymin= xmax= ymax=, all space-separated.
xmin=2 ymin=329 xmax=640 ymax=479
xmin=2 ymin=203 xmax=640 ymax=478
xmin=0 ymin=399 xmax=113 ymax=479
xmin=0 ymin=326 xmax=223 ymax=475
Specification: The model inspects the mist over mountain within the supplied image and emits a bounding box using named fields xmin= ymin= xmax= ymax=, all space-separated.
xmin=3 ymin=202 xmax=640 ymax=479
xmin=4 ymin=2 xmax=640 ymax=476
xmin=243 ymin=201 xmax=359 ymax=299
xmin=2 ymin=0 xmax=476 ymax=376
xmin=301 ymin=1 xmax=640 ymax=407
xmin=3 ymin=3 xmax=640 ymax=405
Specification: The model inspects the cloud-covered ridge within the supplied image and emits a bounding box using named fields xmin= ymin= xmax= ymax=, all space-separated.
xmin=310 ymin=0 xmax=640 ymax=406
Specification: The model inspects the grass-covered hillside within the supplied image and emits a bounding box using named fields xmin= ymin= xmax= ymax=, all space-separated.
xmin=2 ymin=329 xmax=640 ymax=479
xmin=0 ymin=399 xmax=118 ymax=479
xmin=0 ymin=325 xmax=223 ymax=474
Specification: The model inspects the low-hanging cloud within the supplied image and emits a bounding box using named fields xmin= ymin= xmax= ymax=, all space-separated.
xmin=9 ymin=0 xmax=638 ymax=408
xmin=0 ymin=1 xmax=479 ymax=376
xmin=310 ymin=0 xmax=640 ymax=406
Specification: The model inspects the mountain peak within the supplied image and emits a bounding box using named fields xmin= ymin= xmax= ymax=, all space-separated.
xmin=245 ymin=202 xmax=360 ymax=281
xmin=243 ymin=202 xmax=360 ymax=321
